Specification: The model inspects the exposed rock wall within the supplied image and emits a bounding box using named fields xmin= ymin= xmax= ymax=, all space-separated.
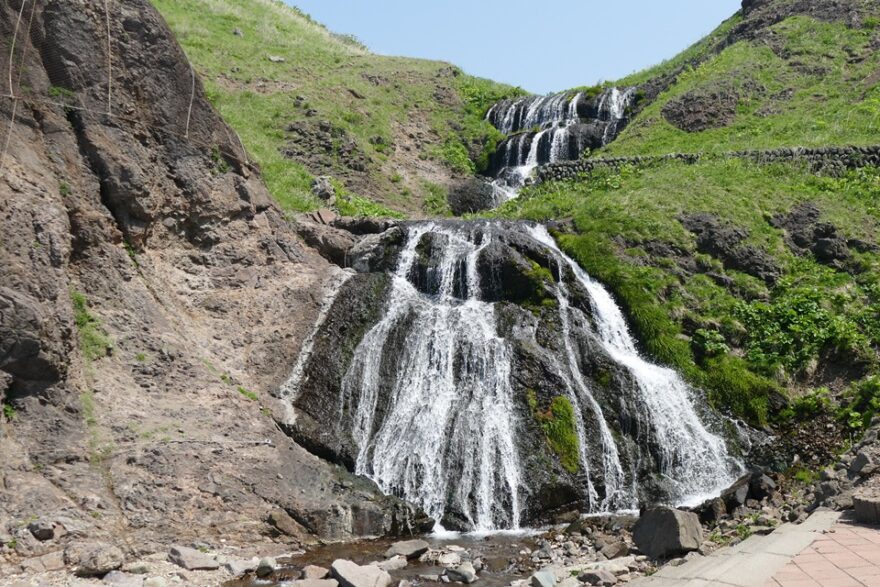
xmin=0 ymin=0 xmax=424 ymax=565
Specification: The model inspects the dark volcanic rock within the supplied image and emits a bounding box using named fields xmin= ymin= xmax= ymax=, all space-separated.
xmin=449 ymin=178 xmax=497 ymax=215
xmin=633 ymin=507 xmax=703 ymax=559
xmin=769 ymin=202 xmax=868 ymax=271
xmin=681 ymin=213 xmax=781 ymax=284
xmin=663 ymin=86 xmax=740 ymax=132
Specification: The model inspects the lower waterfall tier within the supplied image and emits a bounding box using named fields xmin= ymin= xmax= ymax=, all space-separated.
xmin=282 ymin=221 xmax=744 ymax=531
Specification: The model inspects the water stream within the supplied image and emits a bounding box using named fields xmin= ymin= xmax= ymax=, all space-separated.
xmin=295 ymin=222 xmax=744 ymax=531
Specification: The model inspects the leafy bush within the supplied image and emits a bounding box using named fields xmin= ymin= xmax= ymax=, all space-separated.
xmin=422 ymin=181 xmax=451 ymax=216
xmin=837 ymin=376 xmax=880 ymax=431
xmin=735 ymin=286 xmax=870 ymax=377
xmin=432 ymin=140 xmax=476 ymax=175
xmin=692 ymin=328 xmax=730 ymax=360
xmin=2 ymin=402 xmax=16 ymax=420
xmin=777 ymin=388 xmax=831 ymax=422
xmin=702 ymin=355 xmax=777 ymax=426
xmin=70 ymin=291 xmax=112 ymax=362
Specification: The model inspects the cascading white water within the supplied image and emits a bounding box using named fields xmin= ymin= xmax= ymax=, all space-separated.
xmin=527 ymin=225 xmax=744 ymax=506
xmin=340 ymin=224 xmax=523 ymax=531
xmin=313 ymin=222 xmax=744 ymax=531
xmin=487 ymin=88 xmax=634 ymax=201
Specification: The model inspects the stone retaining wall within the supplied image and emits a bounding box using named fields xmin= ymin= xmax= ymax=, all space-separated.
xmin=536 ymin=145 xmax=880 ymax=183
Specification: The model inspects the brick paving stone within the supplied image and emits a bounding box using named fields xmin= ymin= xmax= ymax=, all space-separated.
xmin=767 ymin=518 xmax=880 ymax=587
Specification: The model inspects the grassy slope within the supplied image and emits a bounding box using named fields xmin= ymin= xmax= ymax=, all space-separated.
xmin=495 ymin=5 xmax=880 ymax=426
xmin=152 ymin=0 xmax=521 ymax=215
xmin=607 ymin=15 xmax=880 ymax=156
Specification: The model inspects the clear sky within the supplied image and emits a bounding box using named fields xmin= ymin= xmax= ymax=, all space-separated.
xmin=286 ymin=1 xmax=742 ymax=94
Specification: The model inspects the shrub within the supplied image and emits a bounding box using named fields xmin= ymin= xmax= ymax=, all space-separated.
xmin=433 ymin=140 xmax=476 ymax=175
xmin=692 ymin=328 xmax=730 ymax=360
xmin=2 ymin=402 xmax=16 ymax=420
xmin=422 ymin=181 xmax=451 ymax=216
xmin=837 ymin=376 xmax=880 ymax=432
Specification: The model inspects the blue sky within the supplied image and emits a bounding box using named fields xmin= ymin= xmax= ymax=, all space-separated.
xmin=287 ymin=1 xmax=742 ymax=94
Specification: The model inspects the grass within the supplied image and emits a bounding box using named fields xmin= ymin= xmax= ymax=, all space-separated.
xmin=528 ymin=391 xmax=580 ymax=473
xmin=492 ymin=159 xmax=880 ymax=424
xmin=605 ymin=16 xmax=880 ymax=157
xmin=237 ymin=386 xmax=258 ymax=401
xmin=152 ymin=0 xmax=521 ymax=216
xmin=70 ymin=291 xmax=112 ymax=362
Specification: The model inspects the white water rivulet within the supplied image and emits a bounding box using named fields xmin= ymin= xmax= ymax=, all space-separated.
xmin=487 ymin=88 xmax=636 ymax=205
xmin=291 ymin=222 xmax=743 ymax=531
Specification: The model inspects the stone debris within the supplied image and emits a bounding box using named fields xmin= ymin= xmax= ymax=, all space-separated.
xmin=167 ymin=545 xmax=219 ymax=571
xmin=385 ymin=539 xmax=430 ymax=560
xmin=331 ymin=559 xmax=393 ymax=587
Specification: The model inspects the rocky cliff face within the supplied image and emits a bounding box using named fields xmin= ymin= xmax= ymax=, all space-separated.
xmin=0 ymin=0 xmax=426 ymax=564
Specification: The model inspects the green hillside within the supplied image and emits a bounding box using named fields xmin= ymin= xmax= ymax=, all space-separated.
xmin=497 ymin=1 xmax=880 ymax=426
xmin=152 ymin=0 xmax=522 ymax=216
xmin=154 ymin=0 xmax=880 ymax=428
xmin=607 ymin=14 xmax=880 ymax=156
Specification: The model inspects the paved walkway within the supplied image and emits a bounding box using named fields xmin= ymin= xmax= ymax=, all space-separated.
xmin=764 ymin=518 xmax=880 ymax=587
xmin=632 ymin=510 xmax=843 ymax=587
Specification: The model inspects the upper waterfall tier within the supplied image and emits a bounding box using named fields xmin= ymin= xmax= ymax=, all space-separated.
xmin=486 ymin=88 xmax=636 ymax=177
xmin=282 ymin=220 xmax=744 ymax=532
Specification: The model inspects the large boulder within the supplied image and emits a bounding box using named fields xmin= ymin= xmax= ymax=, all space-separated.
xmin=167 ymin=545 xmax=219 ymax=571
xmin=64 ymin=542 xmax=125 ymax=577
xmin=384 ymin=539 xmax=429 ymax=560
xmin=331 ymin=559 xmax=392 ymax=587
xmin=632 ymin=507 xmax=703 ymax=559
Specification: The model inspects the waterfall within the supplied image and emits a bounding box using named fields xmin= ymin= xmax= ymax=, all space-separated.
xmin=296 ymin=222 xmax=743 ymax=531
xmin=487 ymin=87 xmax=635 ymax=199
xmin=527 ymin=225 xmax=744 ymax=506
xmin=340 ymin=224 xmax=523 ymax=531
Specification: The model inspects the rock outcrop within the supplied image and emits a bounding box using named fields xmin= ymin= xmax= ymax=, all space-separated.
xmin=0 ymin=0 xmax=428 ymax=567
xmin=632 ymin=507 xmax=703 ymax=559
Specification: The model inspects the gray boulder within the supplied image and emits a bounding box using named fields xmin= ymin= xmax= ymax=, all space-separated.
xmin=304 ymin=565 xmax=331 ymax=579
xmin=331 ymin=559 xmax=393 ymax=587
xmin=633 ymin=507 xmax=703 ymax=559
xmin=65 ymin=542 xmax=125 ymax=577
xmin=854 ymin=490 xmax=880 ymax=524
xmin=257 ymin=557 xmax=277 ymax=577
xmin=446 ymin=561 xmax=478 ymax=583
xmin=385 ymin=539 xmax=430 ymax=560
xmin=312 ymin=176 xmax=337 ymax=204
xmin=578 ymin=569 xmax=618 ymax=586
xmin=167 ymin=545 xmax=219 ymax=571
xmin=530 ymin=570 xmax=556 ymax=587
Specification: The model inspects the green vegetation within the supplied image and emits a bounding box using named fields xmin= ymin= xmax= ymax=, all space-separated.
xmin=2 ymin=402 xmax=15 ymax=420
xmin=71 ymin=291 xmax=112 ymax=362
xmin=422 ymin=181 xmax=452 ymax=216
xmin=607 ymin=16 xmax=880 ymax=156
xmin=152 ymin=0 xmax=520 ymax=215
xmin=492 ymin=159 xmax=879 ymax=425
xmin=237 ymin=386 xmax=258 ymax=401
xmin=527 ymin=391 xmax=580 ymax=473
